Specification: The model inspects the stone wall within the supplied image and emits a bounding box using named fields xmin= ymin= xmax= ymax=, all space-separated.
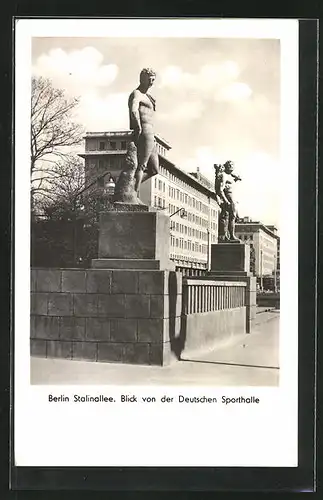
xmin=31 ymin=268 xmax=252 ymax=366
xmin=30 ymin=268 xmax=182 ymax=366
xmin=183 ymin=308 xmax=247 ymax=354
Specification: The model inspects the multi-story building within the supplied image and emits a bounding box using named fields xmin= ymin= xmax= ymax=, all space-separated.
xmin=267 ymin=224 xmax=280 ymax=275
xmin=235 ymin=217 xmax=279 ymax=278
xmin=79 ymin=130 xmax=220 ymax=271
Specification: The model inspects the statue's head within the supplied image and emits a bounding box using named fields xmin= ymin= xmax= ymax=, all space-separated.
xmin=214 ymin=163 xmax=224 ymax=174
xmin=224 ymin=160 xmax=234 ymax=173
xmin=140 ymin=68 xmax=156 ymax=88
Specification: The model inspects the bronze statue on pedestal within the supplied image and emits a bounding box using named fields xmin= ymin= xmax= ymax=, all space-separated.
xmin=113 ymin=68 xmax=159 ymax=205
xmin=214 ymin=161 xmax=242 ymax=242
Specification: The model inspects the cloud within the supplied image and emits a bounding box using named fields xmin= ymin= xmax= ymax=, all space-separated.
xmin=160 ymin=61 xmax=241 ymax=91
xmin=33 ymin=46 xmax=128 ymax=131
xmin=234 ymin=152 xmax=281 ymax=226
xmin=32 ymin=46 xmax=119 ymax=96
xmin=75 ymin=91 xmax=129 ymax=131
xmin=158 ymin=100 xmax=204 ymax=122
xmin=180 ymin=146 xmax=219 ymax=173
xmin=215 ymin=82 xmax=252 ymax=101
xmin=159 ymin=61 xmax=252 ymax=103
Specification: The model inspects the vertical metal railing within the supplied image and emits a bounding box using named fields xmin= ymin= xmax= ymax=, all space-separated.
xmin=182 ymin=280 xmax=247 ymax=315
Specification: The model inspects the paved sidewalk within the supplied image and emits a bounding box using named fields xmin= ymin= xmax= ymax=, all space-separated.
xmin=30 ymin=311 xmax=279 ymax=387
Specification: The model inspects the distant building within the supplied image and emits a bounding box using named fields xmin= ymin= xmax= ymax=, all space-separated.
xmin=267 ymin=224 xmax=280 ymax=275
xmin=79 ymin=131 xmax=220 ymax=271
xmin=235 ymin=217 xmax=279 ymax=278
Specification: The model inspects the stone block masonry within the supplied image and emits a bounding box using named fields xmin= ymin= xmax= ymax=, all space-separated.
xmin=30 ymin=268 xmax=182 ymax=366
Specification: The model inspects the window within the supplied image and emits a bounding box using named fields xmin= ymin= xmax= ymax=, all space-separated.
xmin=154 ymin=196 xmax=157 ymax=207
xmin=110 ymin=141 xmax=116 ymax=149
xmin=154 ymin=178 xmax=157 ymax=188
xmin=99 ymin=141 xmax=106 ymax=150
xmin=158 ymin=180 xmax=162 ymax=191
xmin=121 ymin=141 xmax=127 ymax=149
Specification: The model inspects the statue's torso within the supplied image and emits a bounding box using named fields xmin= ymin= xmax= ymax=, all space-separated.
xmin=219 ymin=172 xmax=234 ymax=194
xmin=129 ymin=90 xmax=155 ymax=134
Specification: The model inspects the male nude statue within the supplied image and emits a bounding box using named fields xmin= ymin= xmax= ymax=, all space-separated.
xmin=215 ymin=160 xmax=242 ymax=241
xmin=128 ymin=68 xmax=159 ymax=197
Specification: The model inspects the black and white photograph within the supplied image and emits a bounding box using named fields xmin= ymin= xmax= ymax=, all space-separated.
xmin=14 ymin=18 xmax=299 ymax=468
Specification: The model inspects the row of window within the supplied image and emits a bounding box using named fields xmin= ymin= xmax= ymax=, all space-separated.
xmin=170 ymin=222 xmax=210 ymax=241
xmin=99 ymin=140 xmax=127 ymax=150
xmin=167 ymin=203 xmax=210 ymax=228
xmin=153 ymin=197 xmax=217 ymax=232
xmin=158 ymin=165 xmax=168 ymax=177
xmin=157 ymin=171 xmax=215 ymax=211
xmin=154 ymin=177 xmax=211 ymax=214
xmin=156 ymin=144 xmax=167 ymax=157
xmin=170 ymin=236 xmax=208 ymax=254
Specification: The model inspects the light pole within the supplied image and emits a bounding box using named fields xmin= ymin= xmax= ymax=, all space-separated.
xmin=207 ymin=229 xmax=211 ymax=271
xmin=274 ymin=253 xmax=277 ymax=293
xmin=260 ymin=248 xmax=263 ymax=291
xmin=170 ymin=207 xmax=187 ymax=218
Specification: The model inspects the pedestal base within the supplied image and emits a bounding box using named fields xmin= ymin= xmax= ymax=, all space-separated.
xmin=211 ymin=243 xmax=250 ymax=274
xmin=98 ymin=209 xmax=174 ymax=271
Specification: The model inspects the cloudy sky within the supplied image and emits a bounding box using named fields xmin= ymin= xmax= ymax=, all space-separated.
xmin=32 ymin=37 xmax=281 ymax=228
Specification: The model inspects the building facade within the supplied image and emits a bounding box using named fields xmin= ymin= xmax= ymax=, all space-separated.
xmin=79 ymin=131 xmax=220 ymax=271
xmin=235 ymin=217 xmax=279 ymax=278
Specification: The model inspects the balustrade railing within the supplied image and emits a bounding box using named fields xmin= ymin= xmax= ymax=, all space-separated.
xmin=182 ymin=279 xmax=246 ymax=315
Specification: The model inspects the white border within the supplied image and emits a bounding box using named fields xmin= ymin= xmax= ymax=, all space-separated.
xmin=14 ymin=19 xmax=299 ymax=467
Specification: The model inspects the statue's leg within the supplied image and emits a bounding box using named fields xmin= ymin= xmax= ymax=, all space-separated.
xmin=134 ymin=133 xmax=155 ymax=193
xmin=224 ymin=210 xmax=230 ymax=240
xmin=219 ymin=207 xmax=229 ymax=241
xmin=141 ymin=143 xmax=159 ymax=183
xmin=228 ymin=201 xmax=239 ymax=240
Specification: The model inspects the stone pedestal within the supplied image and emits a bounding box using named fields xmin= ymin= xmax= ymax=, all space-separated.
xmin=211 ymin=243 xmax=250 ymax=275
xmin=92 ymin=207 xmax=174 ymax=271
xmin=209 ymin=243 xmax=256 ymax=333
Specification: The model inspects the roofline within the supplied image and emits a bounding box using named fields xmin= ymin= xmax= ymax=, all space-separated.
xmin=160 ymin=156 xmax=219 ymax=203
xmin=235 ymin=222 xmax=280 ymax=239
xmin=83 ymin=130 xmax=172 ymax=150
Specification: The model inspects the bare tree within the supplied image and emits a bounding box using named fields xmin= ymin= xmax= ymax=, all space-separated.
xmin=34 ymin=156 xmax=104 ymax=221
xmin=31 ymin=76 xmax=85 ymax=203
